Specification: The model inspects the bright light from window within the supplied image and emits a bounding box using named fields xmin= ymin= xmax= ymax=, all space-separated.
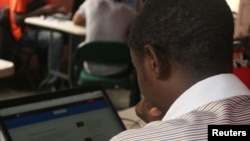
xmin=226 ymin=0 xmax=240 ymax=13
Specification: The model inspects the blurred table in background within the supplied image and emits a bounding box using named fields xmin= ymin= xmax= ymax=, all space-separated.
xmin=25 ymin=16 xmax=86 ymax=91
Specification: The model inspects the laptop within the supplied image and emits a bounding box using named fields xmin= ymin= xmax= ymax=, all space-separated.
xmin=0 ymin=85 xmax=126 ymax=141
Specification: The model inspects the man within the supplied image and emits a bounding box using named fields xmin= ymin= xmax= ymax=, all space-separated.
xmin=111 ymin=0 xmax=250 ymax=140
xmin=9 ymin=0 xmax=66 ymax=86
xmin=73 ymin=0 xmax=135 ymax=76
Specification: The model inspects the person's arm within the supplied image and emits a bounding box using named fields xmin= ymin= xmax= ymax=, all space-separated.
xmin=14 ymin=4 xmax=66 ymax=25
xmin=72 ymin=1 xmax=86 ymax=27
xmin=72 ymin=11 xmax=86 ymax=26
xmin=135 ymin=98 xmax=163 ymax=123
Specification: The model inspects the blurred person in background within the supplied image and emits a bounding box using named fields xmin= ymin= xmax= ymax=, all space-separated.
xmin=71 ymin=0 xmax=85 ymax=17
xmin=73 ymin=0 xmax=135 ymax=76
xmin=9 ymin=0 xmax=67 ymax=88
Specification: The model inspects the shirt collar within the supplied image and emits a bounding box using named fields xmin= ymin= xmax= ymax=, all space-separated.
xmin=163 ymin=73 xmax=250 ymax=121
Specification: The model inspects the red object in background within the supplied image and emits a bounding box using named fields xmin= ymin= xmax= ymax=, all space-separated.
xmin=0 ymin=0 xmax=9 ymax=8
xmin=233 ymin=68 xmax=250 ymax=89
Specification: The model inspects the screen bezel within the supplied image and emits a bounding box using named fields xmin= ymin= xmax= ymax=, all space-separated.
xmin=0 ymin=84 xmax=126 ymax=141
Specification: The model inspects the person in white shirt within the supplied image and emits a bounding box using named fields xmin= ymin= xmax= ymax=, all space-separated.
xmin=73 ymin=0 xmax=135 ymax=76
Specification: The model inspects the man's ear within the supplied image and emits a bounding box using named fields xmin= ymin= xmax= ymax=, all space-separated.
xmin=144 ymin=44 xmax=165 ymax=79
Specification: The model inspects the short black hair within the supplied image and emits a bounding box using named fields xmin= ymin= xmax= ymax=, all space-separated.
xmin=128 ymin=0 xmax=234 ymax=77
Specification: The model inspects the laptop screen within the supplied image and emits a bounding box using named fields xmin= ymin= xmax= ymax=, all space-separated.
xmin=0 ymin=85 xmax=125 ymax=141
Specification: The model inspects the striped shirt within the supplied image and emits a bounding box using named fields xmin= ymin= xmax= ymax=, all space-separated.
xmin=110 ymin=74 xmax=250 ymax=141
xmin=111 ymin=95 xmax=250 ymax=140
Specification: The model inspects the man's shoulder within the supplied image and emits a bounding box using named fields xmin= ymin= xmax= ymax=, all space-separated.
xmin=112 ymin=97 xmax=250 ymax=141
xmin=111 ymin=119 xmax=208 ymax=141
xmin=182 ymin=95 xmax=250 ymax=123
xmin=199 ymin=95 xmax=250 ymax=112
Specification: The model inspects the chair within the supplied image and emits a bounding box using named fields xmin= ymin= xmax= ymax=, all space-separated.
xmin=73 ymin=41 xmax=141 ymax=106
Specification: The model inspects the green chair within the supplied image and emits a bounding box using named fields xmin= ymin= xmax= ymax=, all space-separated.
xmin=73 ymin=41 xmax=141 ymax=106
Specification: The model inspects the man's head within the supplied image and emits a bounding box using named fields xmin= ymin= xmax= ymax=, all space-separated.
xmin=128 ymin=0 xmax=234 ymax=112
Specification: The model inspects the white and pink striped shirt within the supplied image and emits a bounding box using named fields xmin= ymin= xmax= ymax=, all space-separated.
xmin=110 ymin=74 xmax=250 ymax=141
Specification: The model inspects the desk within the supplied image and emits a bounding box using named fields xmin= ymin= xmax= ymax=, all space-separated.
xmin=25 ymin=17 xmax=86 ymax=35
xmin=25 ymin=16 xmax=86 ymax=91
xmin=0 ymin=59 xmax=14 ymax=78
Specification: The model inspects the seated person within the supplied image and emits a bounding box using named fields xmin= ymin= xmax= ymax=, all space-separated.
xmin=71 ymin=0 xmax=85 ymax=17
xmin=9 ymin=0 xmax=67 ymax=85
xmin=73 ymin=0 xmax=135 ymax=76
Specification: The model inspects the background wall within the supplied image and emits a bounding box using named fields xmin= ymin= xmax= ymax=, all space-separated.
xmin=234 ymin=0 xmax=250 ymax=38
